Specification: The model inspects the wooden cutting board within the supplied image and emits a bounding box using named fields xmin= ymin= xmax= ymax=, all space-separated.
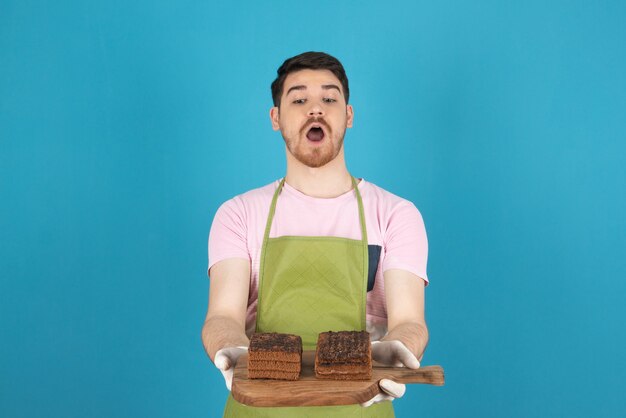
xmin=232 ymin=350 xmax=444 ymax=407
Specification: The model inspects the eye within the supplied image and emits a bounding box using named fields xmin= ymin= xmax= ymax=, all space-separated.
xmin=292 ymin=98 xmax=306 ymax=104
xmin=322 ymin=97 xmax=337 ymax=103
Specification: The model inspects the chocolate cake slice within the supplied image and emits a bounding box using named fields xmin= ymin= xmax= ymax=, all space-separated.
xmin=248 ymin=333 xmax=302 ymax=380
xmin=315 ymin=331 xmax=372 ymax=380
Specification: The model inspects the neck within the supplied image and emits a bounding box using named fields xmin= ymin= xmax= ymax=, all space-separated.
xmin=284 ymin=147 xmax=354 ymax=198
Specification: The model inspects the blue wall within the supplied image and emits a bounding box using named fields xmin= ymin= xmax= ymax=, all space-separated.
xmin=1 ymin=1 xmax=624 ymax=417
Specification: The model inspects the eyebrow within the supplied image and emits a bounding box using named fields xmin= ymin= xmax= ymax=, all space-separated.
xmin=285 ymin=84 xmax=342 ymax=96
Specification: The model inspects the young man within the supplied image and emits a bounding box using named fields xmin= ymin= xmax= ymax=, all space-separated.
xmin=202 ymin=51 xmax=429 ymax=417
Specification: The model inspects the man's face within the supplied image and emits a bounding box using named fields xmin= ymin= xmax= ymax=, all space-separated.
xmin=270 ymin=69 xmax=353 ymax=168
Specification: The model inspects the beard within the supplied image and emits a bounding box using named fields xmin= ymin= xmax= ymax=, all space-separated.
xmin=282 ymin=118 xmax=347 ymax=168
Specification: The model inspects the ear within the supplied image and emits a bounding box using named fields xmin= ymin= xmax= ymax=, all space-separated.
xmin=270 ymin=106 xmax=280 ymax=131
xmin=346 ymin=104 xmax=354 ymax=128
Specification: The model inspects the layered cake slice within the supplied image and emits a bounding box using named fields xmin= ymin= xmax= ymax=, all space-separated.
xmin=248 ymin=332 xmax=302 ymax=380
xmin=315 ymin=331 xmax=372 ymax=380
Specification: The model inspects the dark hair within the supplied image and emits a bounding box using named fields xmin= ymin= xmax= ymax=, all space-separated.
xmin=271 ymin=51 xmax=350 ymax=107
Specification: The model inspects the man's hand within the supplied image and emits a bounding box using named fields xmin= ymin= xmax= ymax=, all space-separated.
xmin=361 ymin=340 xmax=420 ymax=407
xmin=371 ymin=339 xmax=421 ymax=368
xmin=214 ymin=346 xmax=248 ymax=391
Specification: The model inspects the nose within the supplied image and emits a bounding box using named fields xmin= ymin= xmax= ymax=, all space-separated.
xmin=307 ymin=103 xmax=324 ymax=117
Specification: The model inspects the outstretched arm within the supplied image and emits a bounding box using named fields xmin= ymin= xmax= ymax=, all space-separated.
xmin=382 ymin=268 xmax=428 ymax=360
xmin=201 ymin=258 xmax=251 ymax=362
xmin=362 ymin=269 xmax=428 ymax=407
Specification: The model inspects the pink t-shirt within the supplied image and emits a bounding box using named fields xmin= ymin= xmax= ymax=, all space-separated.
xmin=208 ymin=178 xmax=429 ymax=339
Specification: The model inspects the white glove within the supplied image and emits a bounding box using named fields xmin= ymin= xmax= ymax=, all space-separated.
xmin=361 ymin=340 xmax=420 ymax=407
xmin=214 ymin=346 xmax=247 ymax=391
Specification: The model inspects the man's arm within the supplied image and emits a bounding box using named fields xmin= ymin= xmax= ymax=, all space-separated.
xmin=361 ymin=268 xmax=428 ymax=406
xmin=381 ymin=268 xmax=429 ymax=361
xmin=201 ymin=258 xmax=251 ymax=362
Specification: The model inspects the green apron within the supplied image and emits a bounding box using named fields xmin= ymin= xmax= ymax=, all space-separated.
xmin=223 ymin=177 xmax=394 ymax=417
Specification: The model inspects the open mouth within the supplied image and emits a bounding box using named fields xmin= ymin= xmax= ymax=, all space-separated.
xmin=306 ymin=127 xmax=325 ymax=142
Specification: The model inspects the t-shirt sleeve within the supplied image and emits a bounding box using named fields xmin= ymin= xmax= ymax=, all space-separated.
xmin=208 ymin=197 xmax=250 ymax=276
xmin=381 ymin=201 xmax=429 ymax=284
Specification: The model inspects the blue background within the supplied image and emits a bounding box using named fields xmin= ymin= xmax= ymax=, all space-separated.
xmin=1 ymin=1 xmax=625 ymax=417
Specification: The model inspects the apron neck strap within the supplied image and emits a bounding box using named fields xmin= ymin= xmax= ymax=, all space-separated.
xmin=351 ymin=176 xmax=368 ymax=247
xmin=262 ymin=177 xmax=368 ymax=246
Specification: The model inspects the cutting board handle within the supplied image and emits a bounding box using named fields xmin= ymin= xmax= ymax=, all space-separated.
xmin=375 ymin=365 xmax=445 ymax=386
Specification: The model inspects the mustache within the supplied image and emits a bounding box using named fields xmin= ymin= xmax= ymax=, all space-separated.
xmin=300 ymin=117 xmax=331 ymax=135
